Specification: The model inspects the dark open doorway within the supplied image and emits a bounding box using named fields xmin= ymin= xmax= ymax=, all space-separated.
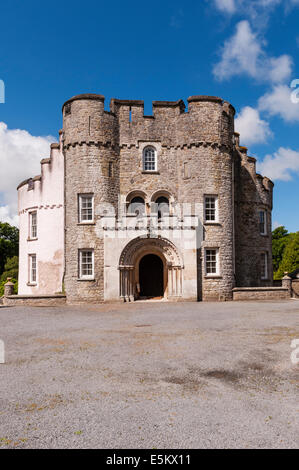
xmin=139 ymin=254 xmax=164 ymax=299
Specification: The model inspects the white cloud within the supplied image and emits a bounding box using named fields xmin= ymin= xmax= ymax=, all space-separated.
xmin=272 ymin=220 xmax=282 ymax=229
xmin=213 ymin=20 xmax=293 ymax=82
xmin=258 ymin=84 xmax=299 ymax=122
xmin=257 ymin=147 xmax=299 ymax=180
xmin=213 ymin=1 xmax=295 ymax=19
xmin=0 ymin=205 xmax=19 ymax=227
xmin=0 ymin=122 xmax=55 ymax=226
xmin=235 ymin=106 xmax=272 ymax=145
xmin=214 ymin=0 xmax=236 ymax=14
xmin=267 ymin=55 xmax=293 ymax=83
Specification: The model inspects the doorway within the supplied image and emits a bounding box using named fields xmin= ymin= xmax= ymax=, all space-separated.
xmin=139 ymin=254 xmax=164 ymax=299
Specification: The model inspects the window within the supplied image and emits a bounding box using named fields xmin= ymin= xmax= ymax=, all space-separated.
xmin=79 ymin=250 xmax=94 ymax=279
xmin=108 ymin=162 xmax=113 ymax=178
xmin=261 ymin=252 xmax=268 ymax=280
xmin=79 ymin=194 xmax=94 ymax=223
xmin=29 ymin=211 xmax=37 ymax=238
xmin=204 ymin=196 xmax=218 ymax=223
xmin=128 ymin=196 xmax=145 ymax=216
xmin=65 ymin=103 xmax=71 ymax=115
xmin=184 ymin=161 xmax=191 ymax=179
xmin=143 ymin=146 xmax=157 ymax=172
xmin=205 ymin=249 xmax=219 ymax=276
xmin=29 ymin=254 xmax=37 ymax=284
xmin=155 ymin=196 xmax=169 ymax=220
xmin=259 ymin=210 xmax=267 ymax=235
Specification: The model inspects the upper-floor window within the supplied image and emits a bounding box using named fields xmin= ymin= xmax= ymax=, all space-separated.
xmin=204 ymin=195 xmax=218 ymax=223
xmin=259 ymin=210 xmax=267 ymax=235
xmin=79 ymin=249 xmax=94 ymax=280
xmin=261 ymin=252 xmax=268 ymax=280
xmin=108 ymin=162 xmax=113 ymax=178
xmin=143 ymin=146 xmax=157 ymax=172
xmin=29 ymin=254 xmax=37 ymax=284
xmin=128 ymin=196 xmax=145 ymax=216
xmin=29 ymin=211 xmax=37 ymax=239
xmin=155 ymin=196 xmax=169 ymax=220
xmin=78 ymin=194 xmax=94 ymax=223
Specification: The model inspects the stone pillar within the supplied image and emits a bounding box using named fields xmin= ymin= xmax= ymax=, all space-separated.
xmin=4 ymin=278 xmax=14 ymax=297
xmin=282 ymin=273 xmax=292 ymax=297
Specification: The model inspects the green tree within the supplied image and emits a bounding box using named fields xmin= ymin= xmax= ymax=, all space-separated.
xmin=0 ymin=256 xmax=19 ymax=282
xmin=272 ymin=226 xmax=289 ymax=274
xmin=276 ymin=232 xmax=299 ymax=279
xmin=0 ymin=222 xmax=19 ymax=274
xmin=272 ymin=226 xmax=288 ymax=240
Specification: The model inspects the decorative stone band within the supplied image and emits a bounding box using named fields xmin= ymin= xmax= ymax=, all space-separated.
xmin=19 ymin=204 xmax=63 ymax=215
xmin=63 ymin=140 xmax=233 ymax=151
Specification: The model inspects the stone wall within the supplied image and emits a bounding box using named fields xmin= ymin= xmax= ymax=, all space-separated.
xmin=17 ymin=138 xmax=64 ymax=295
xmin=233 ymin=287 xmax=289 ymax=301
xmin=234 ymin=139 xmax=273 ymax=288
xmin=292 ymin=280 xmax=299 ymax=298
xmin=2 ymin=294 xmax=66 ymax=307
xmin=62 ymin=94 xmax=239 ymax=302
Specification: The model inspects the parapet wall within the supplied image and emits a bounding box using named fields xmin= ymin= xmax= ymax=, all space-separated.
xmin=17 ymin=136 xmax=64 ymax=295
xmin=62 ymin=94 xmax=235 ymax=149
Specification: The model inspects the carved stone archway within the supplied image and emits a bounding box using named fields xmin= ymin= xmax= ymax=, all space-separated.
xmin=118 ymin=236 xmax=184 ymax=301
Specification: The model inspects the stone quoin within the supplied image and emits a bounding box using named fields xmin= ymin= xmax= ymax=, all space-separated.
xmin=17 ymin=93 xmax=273 ymax=302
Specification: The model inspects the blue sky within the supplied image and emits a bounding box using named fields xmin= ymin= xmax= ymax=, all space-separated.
xmin=0 ymin=0 xmax=298 ymax=231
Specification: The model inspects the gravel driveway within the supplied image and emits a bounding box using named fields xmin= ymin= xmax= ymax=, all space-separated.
xmin=0 ymin=300 xmax=298 ymax=449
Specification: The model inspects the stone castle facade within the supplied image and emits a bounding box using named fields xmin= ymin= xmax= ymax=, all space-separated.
xmin=17 ymin=93 xmax=273 ymax=302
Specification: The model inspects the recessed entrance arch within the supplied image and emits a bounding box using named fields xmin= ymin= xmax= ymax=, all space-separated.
xmin=139 ymin=254 xmax=164 ymax=298
xmin=118 ymin=236 xmax=184 ymax=301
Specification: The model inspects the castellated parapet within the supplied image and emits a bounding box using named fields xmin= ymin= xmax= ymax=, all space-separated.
xmin=17 ymin=93 xmax=273 ymax=302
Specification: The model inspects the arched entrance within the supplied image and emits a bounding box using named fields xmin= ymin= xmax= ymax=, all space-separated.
xmin=118 ymin=236 xmax=184 ymax=301
xmin=139 ymin=254 xmax=164 ymax=298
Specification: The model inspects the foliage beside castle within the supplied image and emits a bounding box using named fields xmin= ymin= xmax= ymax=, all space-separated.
xmin=17 ymin=93 xmax=273 ymax=302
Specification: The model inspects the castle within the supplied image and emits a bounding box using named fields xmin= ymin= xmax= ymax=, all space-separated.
xmin=17 ymin=94 xmax=273 ymax=302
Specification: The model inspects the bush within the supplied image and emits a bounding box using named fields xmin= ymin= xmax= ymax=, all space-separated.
xmin=0 ymin=256 xmax=18 ymax=283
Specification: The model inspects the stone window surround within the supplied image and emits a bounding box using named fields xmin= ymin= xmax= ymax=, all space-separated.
xmin=78 ymin=249 xmax=95 ymax=280
xmin=204 ymin=194 xmax=219 ymax=224
xmin=139 ymin=141 xmax=161 ymax=174
xmin=204 ymin=247 xmax=221 ymax=278
xmin=78 ymin=193 xmax=94 ymax=224
xmin=28 ymin=253 xmax=37 ymax=286
xmin=125 ymin=189 xmax=174 ymax=216
xmin=29 ymin=210 xmax=37 ymax=240
xmin=261 ymin=251 xmax=269 ymax=280
xmin=259 ymin=209 xmax=268 ymax=236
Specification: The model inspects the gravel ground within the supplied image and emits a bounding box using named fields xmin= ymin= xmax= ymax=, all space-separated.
xmin=0 ymin=300 xmax=298 ymax=449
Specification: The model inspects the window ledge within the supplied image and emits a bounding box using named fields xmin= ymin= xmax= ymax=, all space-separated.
xmin=77 ymin=222 xmax=96 ymax=226
xmin=260 ymin=233 xmax=268 ymax=237
xmin=204 ymin=275 xmax=222 ymax=279
xmin=77 ymin=278 xmax=95 ymax=282
xmin=141 ymin=171 xmax=160 ymax=175
xmin=27 ymin=282 xmax=37 ymax=286
xmin=204 ymin=222 xmax=221 ymax=226
xmin=27 ymin=237 xmax=38 ymax=241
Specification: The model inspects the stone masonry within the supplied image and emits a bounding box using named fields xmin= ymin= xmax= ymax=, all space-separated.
xmin=17 ymin=93 xmax=274 ymax=303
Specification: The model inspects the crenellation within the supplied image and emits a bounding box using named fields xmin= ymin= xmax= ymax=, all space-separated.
xmin=17 ymin=92 xmax=274 ymax=302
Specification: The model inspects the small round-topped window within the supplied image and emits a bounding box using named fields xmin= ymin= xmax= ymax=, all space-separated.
xmin=143 ymin=146 xmax=157 ymax=172
xmin=128 ymin=196 xmax=145 ymax=216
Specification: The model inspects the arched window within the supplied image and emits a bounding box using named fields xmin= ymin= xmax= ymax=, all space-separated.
xmin=143 ymin=146 xmax=157 ymax=172
xmin=128 ymin=196 xmax=145 ymax=216
xmin=155 ymin=196 xmax=169 ymax=220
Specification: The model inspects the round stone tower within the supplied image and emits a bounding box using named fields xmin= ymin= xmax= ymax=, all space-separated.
xmin=62 ymin=94 xmax=119 ymax=302
xmin=177 ymin=96 xmax=236 ymax=300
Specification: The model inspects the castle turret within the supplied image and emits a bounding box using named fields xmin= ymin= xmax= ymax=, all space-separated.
xmin=62 ymin=94 xmax=119 ymax=303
